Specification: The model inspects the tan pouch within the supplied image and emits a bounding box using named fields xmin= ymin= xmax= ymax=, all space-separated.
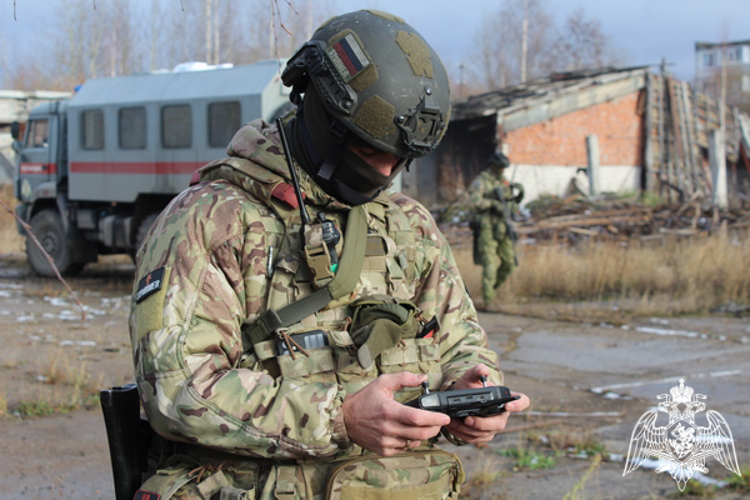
xmin=276 ymin=344 xmax=336 ymax=384
xmin=137 ymin=459 xmax=197 ymax=499
xmin=324 ymin=450 xmax=464 ymax=500
xmin=378 ymin=338 xmax=442 ymax=403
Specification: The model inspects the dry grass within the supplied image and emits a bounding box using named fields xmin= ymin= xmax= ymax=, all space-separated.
xmin=0 ymin=185 xmax=24 ymax=254
xmin=466 ymin=457 xmax=504 ymax=487
xmin=562 ymin=453 xmax=602 ymax=500
xmin=454 ymin=230 xmax=750 ymax=316
xmin=2 ymin=349 xmax=102 ymax=419
xmin=540 ymin=427 xmax=607 ymax=458
xmin=38 ymin=348 xmax=103 ymax=400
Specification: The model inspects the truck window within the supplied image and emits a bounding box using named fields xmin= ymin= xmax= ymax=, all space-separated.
xmin=208 ymin=101 xmax=241 ymax=148
xmin=25 ymin=119 xmax=49 ymax=148
xmin=162 ymin=104 xmax=192 ymax=149
xmin=81 ymin=109 xmax=104 ymax=150
xmin=119 ymin=107 xmax=147 ymax=149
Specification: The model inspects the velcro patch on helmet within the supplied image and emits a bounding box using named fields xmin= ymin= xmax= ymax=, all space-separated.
xmin=396 ymin=30 xmax=434 ymax=78
xmin=326 ymin=33 xmax=371 ymax=83
xmin=353 ymin=96 xmax=395 ymax=139
xmin=365 ymin=9 xmax=406 ymax=24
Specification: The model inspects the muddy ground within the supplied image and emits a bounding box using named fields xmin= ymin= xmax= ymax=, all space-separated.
xmin=0 ymin=254 xmax=747 ymax=500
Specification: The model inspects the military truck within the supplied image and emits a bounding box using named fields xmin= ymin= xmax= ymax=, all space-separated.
xmin=10 ymin=60 xmax=290 ymax=276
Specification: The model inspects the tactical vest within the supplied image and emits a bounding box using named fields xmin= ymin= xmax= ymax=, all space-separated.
xmin=138 ymin=157 xmax=464 ymax=500
xmin=197 ymin=156 xmax=443 ymax=394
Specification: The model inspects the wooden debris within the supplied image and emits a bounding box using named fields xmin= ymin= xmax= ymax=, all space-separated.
xmin=516 ymin=195 xmax=750 ymax=244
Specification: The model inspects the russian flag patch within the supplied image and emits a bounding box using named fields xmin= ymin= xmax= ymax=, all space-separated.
xmin=326 ymin=34 xmax=371 ymax=82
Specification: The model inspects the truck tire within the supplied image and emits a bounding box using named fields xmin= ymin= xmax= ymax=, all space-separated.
xmin=135 ymin=214 xmax=159 ymax=254
xmin=26 ymin=209 xmax=83 ymax=277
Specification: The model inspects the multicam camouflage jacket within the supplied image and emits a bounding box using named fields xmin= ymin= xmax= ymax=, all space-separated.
xmin=129 ymin=119 xmax=502 ymax=497
xmin=469 ymin=169 xmax=524 ymax=226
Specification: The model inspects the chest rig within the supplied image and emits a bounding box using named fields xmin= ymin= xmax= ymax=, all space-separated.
xmin=196 ymin=153 xmax=440 ymax=396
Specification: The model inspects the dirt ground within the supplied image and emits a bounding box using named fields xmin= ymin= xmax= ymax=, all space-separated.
xmin=0 ymin=253 xmax=747 ymax=500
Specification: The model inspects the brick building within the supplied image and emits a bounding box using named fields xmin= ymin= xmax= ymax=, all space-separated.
xmin=404 ymin=67 xmax=748 ymax=208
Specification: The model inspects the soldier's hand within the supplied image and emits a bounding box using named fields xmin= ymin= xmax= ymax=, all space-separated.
xmin=445 ymin=364 xmax=530 ymax=444
xmin=342 ymin=372 xmax=449 ymax=456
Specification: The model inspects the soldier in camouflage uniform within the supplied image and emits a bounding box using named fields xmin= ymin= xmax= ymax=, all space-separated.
xmin=129 ymin=10 xmax=529 ymax=500
xmin=469 ymin=152 xmax=524 ymax=308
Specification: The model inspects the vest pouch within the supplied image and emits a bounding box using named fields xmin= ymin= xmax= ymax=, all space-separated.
xmin=137 ymin=458 xmax=198 ymax=500
xmin=276 ymin=342 xmax=336 ymax=384
xmin=137 ymin=456 xmax=246 ymax=499
xmin=348 ymin=296 xmax=422 ymax=370
xmin=324 ymin=450 xmax=464 ymax=500
xmin=333 ymin=348 xmax=379 ymax=394
xmin=378 ymin=337 xmax=442 ymax=403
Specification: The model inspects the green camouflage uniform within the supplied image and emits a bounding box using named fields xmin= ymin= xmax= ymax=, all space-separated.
xmin=129 ymin=119 xmax=502 ymax=499
xmin=469 ymin=169 xmax=523 ymax=305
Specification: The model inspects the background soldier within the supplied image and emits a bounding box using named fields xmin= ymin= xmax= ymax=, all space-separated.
xmin=469 ymin=152 xmax=524 ymax=309
xmin=129 ymin=10 xmax=528 ymax=499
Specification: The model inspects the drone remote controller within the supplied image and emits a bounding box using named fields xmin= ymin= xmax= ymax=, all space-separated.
xmin=404 ymin=376 xmax=520 ymax=418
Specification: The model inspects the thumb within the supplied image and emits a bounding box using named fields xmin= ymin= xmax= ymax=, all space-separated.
xmin=377 ymin=372 xmax=427 ymax=393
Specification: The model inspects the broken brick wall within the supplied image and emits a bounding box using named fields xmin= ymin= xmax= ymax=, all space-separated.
xmin=504 ymin=91 xmax=645 ymax=168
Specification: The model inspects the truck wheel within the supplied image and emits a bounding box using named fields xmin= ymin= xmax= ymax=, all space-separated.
xmin=26 ymin=209 xmax=83 ymax=277
xmin=135 ymin=214 xmax=159 ymax=254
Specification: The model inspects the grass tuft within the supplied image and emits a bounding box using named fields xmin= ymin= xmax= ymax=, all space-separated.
xmin=725 ymin=467 xmax=750 ymax=493
xmin=669 ymin=480 xmax=717 ymax=498
xmin=1 ymin=349 xmax=102 ymax=419
xmin=466 ymin=458 xmax=504 ymax=488
xmin=562 ymin=453 xmax=602 ymax=500
xmin=497 ymin=446 xmax=556 ymax=471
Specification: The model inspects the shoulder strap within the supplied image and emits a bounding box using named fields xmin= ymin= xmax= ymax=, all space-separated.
xmin=242 ymin=205 xmax=368 ymax=346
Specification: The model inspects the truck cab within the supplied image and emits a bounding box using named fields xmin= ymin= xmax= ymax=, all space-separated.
xmin=13 ymin=101 xmax=92 ymax=275
xmin=15 ymin=102 xmax=64 ymax=209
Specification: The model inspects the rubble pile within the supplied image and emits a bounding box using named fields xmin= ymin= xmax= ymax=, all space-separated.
xmin=518 ymin=195 xmax=750 ymax=243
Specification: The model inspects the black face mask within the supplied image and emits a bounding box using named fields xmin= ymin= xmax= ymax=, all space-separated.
xmin=287 ymin=89 xmax=408 ymax=206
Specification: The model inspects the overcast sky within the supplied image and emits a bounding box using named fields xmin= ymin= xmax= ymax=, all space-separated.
xmin=347 ymin=0 xmax=749 ymax=83
xmin=2 ymin=0 xmax=748 ymax=86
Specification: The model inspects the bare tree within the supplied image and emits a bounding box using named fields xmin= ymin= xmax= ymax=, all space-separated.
xmin=467 ymin=0 xmax=555 ymax=92
xmin=234 ymin=0 xmax=334 ymax=64
xmin=468 ymin=9 xmax=510 ymax=90
xmin=551 ymin=8 xmax=619 ymax=72
xmin=2 ymin=0 xmax=340 ymax=90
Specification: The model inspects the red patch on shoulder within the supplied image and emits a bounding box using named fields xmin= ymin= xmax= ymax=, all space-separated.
xmin=272 ymin=182 xmax=303 ymax=209
xmin=134 ymin=491 xmax=161 ymax=500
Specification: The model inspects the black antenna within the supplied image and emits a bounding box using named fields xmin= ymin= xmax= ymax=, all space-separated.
xmin=276 ymin=117 xmax=310 ymax=226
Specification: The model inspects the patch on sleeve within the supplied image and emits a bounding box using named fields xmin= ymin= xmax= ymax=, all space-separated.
xmin=134 ymin=491 xmax=160 ymax=500
xmin=135 ymin=267 xmax=171 ymax=342
xmin=136 ymin=267 xmax=165 ymax=304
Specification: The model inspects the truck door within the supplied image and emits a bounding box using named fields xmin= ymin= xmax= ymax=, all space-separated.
xmin=18 ymin=117 xmax=55 ymax=200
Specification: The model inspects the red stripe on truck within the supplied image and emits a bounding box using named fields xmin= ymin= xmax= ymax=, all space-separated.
xmin=70 ymin=161 xmax=204 ymax=175
xmin=20 ymin=163 xmax=57 ymax=175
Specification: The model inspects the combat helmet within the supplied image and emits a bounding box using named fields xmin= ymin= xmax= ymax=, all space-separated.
xmin=281 ymin=10 xmax=451 ymax=205
xmin=488 ymin=152 xmax=510 ymax=170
